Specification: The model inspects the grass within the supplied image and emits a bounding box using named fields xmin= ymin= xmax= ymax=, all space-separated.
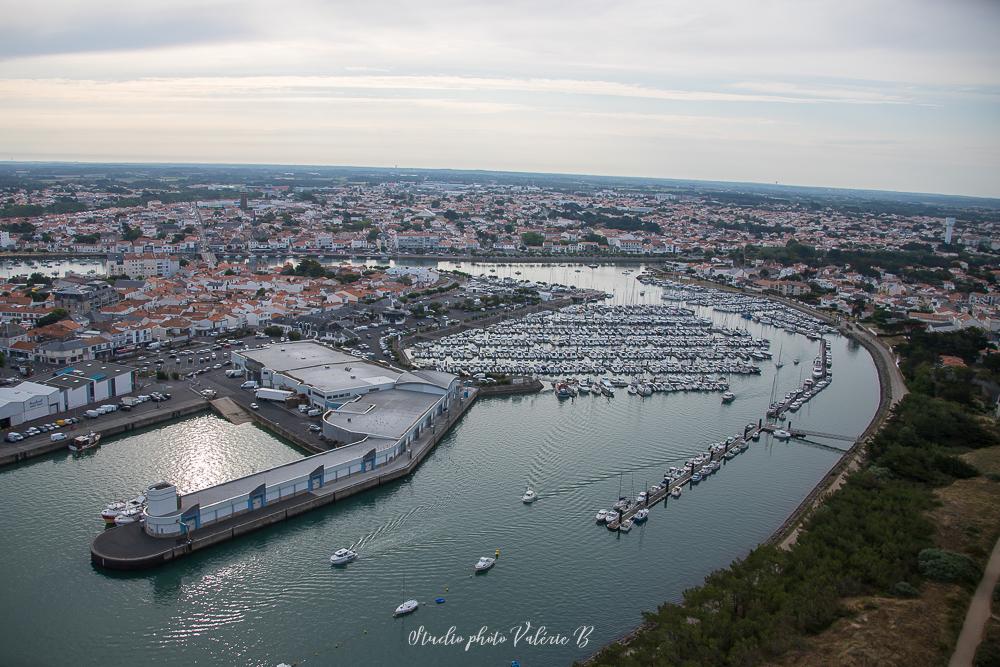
xmin=765 ymin=444 xmax=1000 ymax=667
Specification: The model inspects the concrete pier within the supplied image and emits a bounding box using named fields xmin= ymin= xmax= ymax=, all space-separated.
xmin=0 ymin=397 xmax=209 ymax=468
xmin=91 ymin=388 xmax=479 ymax=570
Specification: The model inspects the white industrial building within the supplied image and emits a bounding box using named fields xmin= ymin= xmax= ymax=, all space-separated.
xmin=0 ymin=361 xmax=135 ymax=428
xmin=144 ymin=342 xmax=461 ymax=537
xmin=0 ymin=382 xmax=62 ymax=427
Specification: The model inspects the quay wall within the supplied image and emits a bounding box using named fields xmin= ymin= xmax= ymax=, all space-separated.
xmin=0 ymin=399 xmax=209 ymax=468
xmin=91 ymin=389 xmax=479 ymax=570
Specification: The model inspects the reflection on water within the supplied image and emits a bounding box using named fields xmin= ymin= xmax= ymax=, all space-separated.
xmin=0 ymin=261 xmax=879 ymax=667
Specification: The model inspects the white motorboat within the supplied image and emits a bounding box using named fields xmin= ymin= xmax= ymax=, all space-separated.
xmin=393 ymin=599 xmax=419 ymax=617
xmin=721 ymin=391 xmax=735 ymax=403
xmin=521 ymin=487 xmax=538 ymax=504
xmin=633 ymin=508 xmax=649 ymax=523
xmin=329 ymin=548 xmax=358 ymax=566
xmin=595 ymin=509 xmax=609 ymax=523
xmin=773 ymin=429 xmax=792 ymax=440
xmin=474 ymin=556 xmax=496 ymax=573
xmin=670 ymin=487 xmax=682 ymax=498
xmin=604 ymin=511 xmax=620 ymax=524
xmin=114 ymin=508 xmax=141 ymax=525
xmin=619 ymin=519 xmax=633 ymax=532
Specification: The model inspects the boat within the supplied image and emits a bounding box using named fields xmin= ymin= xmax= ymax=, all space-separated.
xmin=329 ymin=548 xmax=358 ymax=566
xmin=595 ymin=509 xmax=609 ymax=523
xmin=633 ymin=508 xmax=649 ymax=523
xmin=474 ymin=556 xmax=496 ymax=573
xmin=68 ymin=432 xmax=101 ymax=453
xmin=101 ymin=502 xmax=126 ymax=525
xmin=773 ymin=429 xmax=792 ymax=440
xmin=670 ymin=487 xmax=682 ymax=498
xmin=721 ymin=391 xmax=735 ymax=404
xmin=619 ymin=519 xmax=633 ymax=532
xmin=793 ymin=358 xmax=800 ymax=365
xmin=393 ymin=599 xmax=419 ymax=617
xmin=521 ymin=487 xmax=538 ymax=503
xmin=554 ymin=382 xmax=573 ymax=399
xmin=604 ymin=511 xmax=620 ymax=524
xmin=114 ymin=508 xmax=141 ymax=525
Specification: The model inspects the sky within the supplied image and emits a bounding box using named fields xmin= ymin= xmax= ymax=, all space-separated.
xmin=0 ymin=0 xmax=998 ymax=197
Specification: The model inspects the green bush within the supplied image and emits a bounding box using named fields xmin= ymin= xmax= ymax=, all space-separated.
xmin=917 ymin=548 xmax=981 ymax=586
xmin=892 ymin=581 xmax=920 ymax=598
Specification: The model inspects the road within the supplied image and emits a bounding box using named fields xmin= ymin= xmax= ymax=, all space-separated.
xmin=950 ymin=535 xmax=1000 ymax=667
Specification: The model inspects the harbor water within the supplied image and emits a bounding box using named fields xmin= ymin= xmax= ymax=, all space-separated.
xmin=0 ymin=262 xmax=879 ymax=666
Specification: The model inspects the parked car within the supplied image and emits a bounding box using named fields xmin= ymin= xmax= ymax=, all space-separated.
xmin=6 ymin=432 xmax=23 ymax=442
xmin=308 ymin=424 xmax=322 ymax=432
xmin=25 ymin=427 xmax=40 ymax=436
xmin=250 ymin=403 xmax=259 ymax=410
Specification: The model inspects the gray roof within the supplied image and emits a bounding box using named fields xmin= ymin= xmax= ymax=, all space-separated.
xmin=238 ymin=341 xmax=358 ymax=372
xmin=175 ymin=434 xmax=396 ymax=510
xmin=323 ymin=388 xmax=442 ymax=439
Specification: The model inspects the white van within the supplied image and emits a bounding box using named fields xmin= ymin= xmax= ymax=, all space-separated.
xmin=84 ymin=410 xmax=100 ymax=419
xmin=100 ymin=404 xmax=118 ymax=413
xmin=298 ymin=404 xmax=310 ymax=413
xmin=240 ymin=380 xmax=259 ymax=390
xmin=50 ymin=432 xmax=67 ymax=442
xmin=307 ymin=408 xmax=322 ymax=417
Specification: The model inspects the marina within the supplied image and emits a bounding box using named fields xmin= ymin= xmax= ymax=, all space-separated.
xmin=0 ymin=261 xmax=881 ymax=667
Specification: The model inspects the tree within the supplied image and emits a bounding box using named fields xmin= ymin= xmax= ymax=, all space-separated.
xmin=35 ymin=308 xmax=69 ymax=328
xmin=255 ymin=287 xmax=267 ymax=298
xmin=288 ymin=330 xmax=302 ymax=341
xmin=521 ymin=231 xmax=544 ymax=247
xmin=224 ymin=269 xmax=235 ymax=276
xmin=263 ymin=325 xmax=283 ymax=337
xmin=121 ymin=222 xmax=141 ymax=241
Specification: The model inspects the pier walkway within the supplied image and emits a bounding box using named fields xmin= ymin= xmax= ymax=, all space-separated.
xmin=607 ymin=424 xmax=762 ymax=530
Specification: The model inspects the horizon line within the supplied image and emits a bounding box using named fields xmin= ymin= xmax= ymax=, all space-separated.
xmin=3 ymin=157 xmax=999 ymax=204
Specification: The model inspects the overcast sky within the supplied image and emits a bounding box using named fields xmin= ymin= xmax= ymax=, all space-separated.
xmin=1 ymin=0 xmax=998 ymax=197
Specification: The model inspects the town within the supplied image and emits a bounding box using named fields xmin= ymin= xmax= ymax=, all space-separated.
xmin=0 ymin=165 xmax=997 ymax=371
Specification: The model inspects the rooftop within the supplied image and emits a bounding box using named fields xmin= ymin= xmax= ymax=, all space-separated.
xmin=324 ymin=388 xmax=442 ymax=440
xmin=238 ymin=340 xmax=359 ymax=372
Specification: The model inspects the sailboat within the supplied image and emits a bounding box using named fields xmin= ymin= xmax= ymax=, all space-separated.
xmin=775 ymin=343 xmax=784 ymax=369
xmin=393 ymin=574 xmax=418 ymax=617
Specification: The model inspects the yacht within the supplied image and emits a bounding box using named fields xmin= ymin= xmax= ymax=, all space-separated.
xmin=633 ymin=508 xmax=649 ymax=523
xmin=474 ymin=556 xmax=496 ymax=573
xmin=393 ymin=599 xmax=419 ymax=617
xmin=114 ymin=508 xmax=142 ymax=525
xmin=721 ymin=391 xmax=735 ymax=404
xmin=604 ymin=511 xmax=620 ymax=524
xmin=619 ymin=519 xmax=633 ymax=532
xmin=329 ymin=548 xmax=358 ymax=566
xmin=670 ymin=487 xmax=682 ymax=499
xmin=595 ymin=509 xmax=609 ymax=523
xmin=521 ymin=487 xmax=538 ymax=503
xmin=773 ymin=429 xmax=792 ymax=440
